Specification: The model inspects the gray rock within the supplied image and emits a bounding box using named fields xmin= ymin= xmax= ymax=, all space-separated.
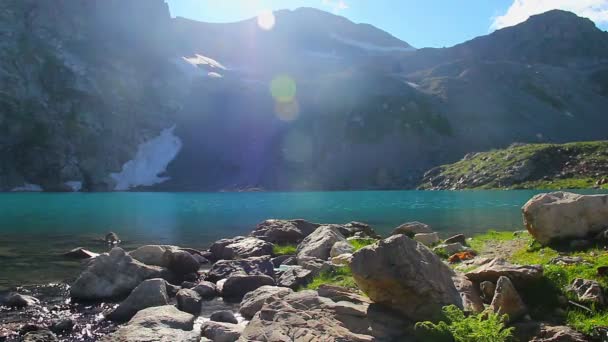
xmin=101 ymin=305 xmax=199 ymax=342
xmin=210 ymin=236 xmax=273 ymax=260
xmin=489 ymin=276 xmax=527 ymax=322
xmin=317 ymin=285 xmax=371 ymax=305
xmin=270 ymin=254 xmax=293 ymax=267
xmin=433 ymin=242 xmax=467 ymax=255
xmin=297 ymin=256 xmax=334 ymax=275
xmin=350 ymin=234 xmax=462 ymax=321
xmin=129 ymin=245 xmax=177 ymax=267
xmin=4 ymin=293 xmax=39 ymax=307
xmin=192 ymin=281 xmax=217 ymax=298
xmin=221 ymin=274 xmax=275 ymax=299
xmin=569 ymin=278 xmax=605 ymax=305
xmin=107 ymin=278 xmax=170 ymax=321
xmin=549 ymin=256 xmax=589 ymax=265
xmin=210 ymin=310 xmax=238 ymax=324
xmin=23 ymin=330 xmax=58 ymax=342
xmin=453 ymin=275 xmax=484 ymax=313
xmin=202 ymin=321 xmax=243 ymax=342
xmin=480 ymin=280 xmax=496 ymax=303
xmin=250 ymin=219 xmax=320 ymax=244
xmin=177 ymin=288 xmax=202 ymax=315
xmin=331 ymin=253 xmax=353 ymax=266
xmin=413 ymin=232 xmax=440 ymax=246
xmin=342 ymin=221 xmax=381 ymax=239
xmin=49 ymin=318 xmax=74 ymax=334
xmin=391 ymin=221 xmax=432 ymax=236
xmin=63 ymin=247 xmax=99 ymax=259
xmin=206 ymin=256 xmax=274 ymax=282
xmin=167 ymin=250 xmax=200 ymax=276
xmin=70 ymin=248 xmax=167 ymax=300
xmin=330 ymin=240 xmax=354 ymax=257
xmin=297 ymin=225 xmax=346 ymax=260
xmin=239 ymin=285 xmax=293 ymax=320
xmin=444 ymin=234 xmax=466 ymax=245
xmin=465 ymin=258 xmax=543 ymax=287
xmin=277 ymin=266 xmax=313 ymax=289
xmin=529 ymin=324 xmax=588 ymax=342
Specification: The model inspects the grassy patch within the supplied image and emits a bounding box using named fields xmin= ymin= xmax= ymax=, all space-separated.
xmin=349 ymin=238 xmax=376 ymax=252
xmin=567 ymin=309 xmax=608 ymax=335
xmin=272 ymin=244 xmax=297 ymax=256
xmin=305 ymin=266 xmax=358 ymax=290
xmin=468 ymin=230 xmax=522 ymax=252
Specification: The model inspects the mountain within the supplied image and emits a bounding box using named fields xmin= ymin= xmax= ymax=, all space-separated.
xmin=1 ymin=2 xmax=608 ymax=192
xmin=418 ymin=141 xmax=608 ymax=190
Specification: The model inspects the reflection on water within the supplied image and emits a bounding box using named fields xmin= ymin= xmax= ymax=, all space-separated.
xmin=0 ymin=190 xmax=605 ymax=290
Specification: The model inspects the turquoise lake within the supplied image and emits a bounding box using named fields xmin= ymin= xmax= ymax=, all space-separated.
xmin=1 ymin=190 xmax=605 ymax=291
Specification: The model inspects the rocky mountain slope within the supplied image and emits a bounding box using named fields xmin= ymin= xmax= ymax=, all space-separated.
xmin=2 ymin=2 xmax=608 ymax=191
xmin=418 ymin=141 xmax=608 ymax=190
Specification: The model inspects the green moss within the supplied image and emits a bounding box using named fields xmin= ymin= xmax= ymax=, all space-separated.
xmin=305 ymin=266 xmax=358 ymax=290
xmin=349 ymin=238 xmax=376 ymax=252
xmin=272 ymin=244 xmax=297 ymax=256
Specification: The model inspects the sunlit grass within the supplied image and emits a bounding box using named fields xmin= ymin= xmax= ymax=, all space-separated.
xmin=304 ymin=266 xmax=357 ymax=290
xmin=349 ymin=238 xmax=376 ymax=252
xmin=272 ymin=244 xmax=297 ymax=256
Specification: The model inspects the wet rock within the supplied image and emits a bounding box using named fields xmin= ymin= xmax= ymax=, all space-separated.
xmin=167 ymin=249 xmax=200 ymax=276
xmin=250 ymin=219 xmax=320 ymax=244
xmin=129 ymin=245 xmax=176 ymax=267
xmin=480 ymin=280 xmax=496 ymax=303
xmin=331 ymin=253 xmax=353 ymax=266
xmin=63 ymin=247 xmax=99 ymax=259
xmin=101 ymin=305 xmax=199 ymax=342
xmin=49 ymin=318 xmax=74 ymax=334
xmin=297 ymin=225 xmax=346 ymax=261
xmin=70 ymin=247 xmax=167 ymax=300
xmin=221 ymin=274 xmax=275 ymax=300
xmin=445 ymin=234 xmax=466 ymax=245
xmin=413 ymin=232 xmax=440 ymax=246
xmin=177 ymin=288 xmax=202 ymax=315
xmin=240 ymin=290 xmax=375 ymax=341
xmin=569 ymin=278 xmax=605 ymax=305
xmin=330 ymin=241 xmax=354 ymax=257
xmin=453 ymin=275 xmax=484 ymax=313
xmin=350 ymin=235 xmax=462 ymax=321
xmin=465 ymin=258 xmax=543 ymax=287
xmin=4 ymin=293 xmax=39 ymax=307
xmin=192 ymin=281 xmax=217 ymax=298
xmin=210 ymin=236 xmax=273 ymax=260
xmin=277 ymin=266 xmax=313 ymax=289
xmin=210 ymin=310 xmax=238 ymax=324
xmin=391 ymin=221 xmax=432 ymax=236
xmin=206 ymin=256 xmax=274 ymax=282
xmin=23 ymin=330 xmax=58 ymax=342
xmin=523 ymin=192 xmax=608 ymax=245
xmin=489 ymin=276 xmax=527 ymax=322
xmin=202 ymin=321 xmax=243 ymax=342
xmin=107 ymin=278 xmax=170 ymax=321
xmin=239 ymin=285 xmax=293 ymax=320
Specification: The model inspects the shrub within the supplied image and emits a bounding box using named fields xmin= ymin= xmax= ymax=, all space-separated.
xmin=415 ymin=305 xmax=514 ymax=342
xmin=349 ymin=238 xmax=376 ymax=251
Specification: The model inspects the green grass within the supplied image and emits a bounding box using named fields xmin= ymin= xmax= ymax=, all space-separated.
xmin=567 ymin=309 xmax=608 ymax=335
xmin=348 ymin=238 xmax=376 ymax=251
xmin=305 ymin=266 xmax=358 ymax=290
xmin=272 ymin=244 xmax=297 ymax=256
xmin=467 ymin=230 xmax=522 ymax=252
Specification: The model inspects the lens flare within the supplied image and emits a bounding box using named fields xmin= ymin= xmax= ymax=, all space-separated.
xmin=270 ymin=75 xmax=297 ymax=103
xmin=275 ymin=99 xmax=300 ymax=122
xmin=257 ymin=10 xmax=275 ymax=30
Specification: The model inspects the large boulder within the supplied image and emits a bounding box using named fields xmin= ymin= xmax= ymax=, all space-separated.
xmin=489 ymin=276 xmax=527 ymax=322
xmin=452 ymin=275 xmax=484 ymax=313
xmin=523 ymin=191 xmax=608 ymax=245
xmin=166 ymin=249 xmax=200 ymax=276
xmin=107 ymin=278 xmax=170 ymax=321
xmin=70 ymin=248 xmax=167 ymax=300
xmin=239 ymin=286 xmax=293 ymax=320
xmin=177 ymin=289 xmax=203 ymax=315
xmin=569 ymin=278 xmax=605 ymax=306
xmin=221 ymin=274 xmax=275 ymax=300
xmin=192 ymin=281 xmax=217 ymax=298
xmin=202 ymin=321 xmax=244 ymax=342
xmin=129 ymin=245 xmax=177 ymax=267
xmin=297 ymin=225 xmax=346 ymax=260
xmin=350 ymin=234 xmax=462 ymax=321
xmin=101 ymin=305 xmax=199 ymax=342
xmin=251 ymin=219 xmax=321 ymax=244
xmin=391 ymin=221 xmax=432 ymax=236
xmin=239 ymin=290 xmax=375 ymax=341
xmin=465 ymin=258 xmax=543 ymax=288
xmin=210 ymin=237 xmax=273 ymax=260
xmin=210 ymin=310 xmax=238 ymax=324
xmin=277 ymin=266 xmax=313 ymax=289
xmin=330 ymin=241 xmax=354 ymax=257
xmin=341 ymin=222 xmax=381 ymax=239
xmin=205 ymin=256 xmax=274 ymax=282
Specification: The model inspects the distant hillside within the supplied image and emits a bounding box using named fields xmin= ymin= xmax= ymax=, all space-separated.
xmin=418 ymin=141 xmax=608 ymax=190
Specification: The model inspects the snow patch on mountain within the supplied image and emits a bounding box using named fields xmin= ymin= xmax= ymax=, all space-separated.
xmin=11 ymin=183 xmax=43 ymax=192
xmin=330 ymin=33 xmax=415 ymax=53
xmin=65 ymin=181 xmax=82 ymax=192
xmin=111 ymin=126 xmax=182 ymax=191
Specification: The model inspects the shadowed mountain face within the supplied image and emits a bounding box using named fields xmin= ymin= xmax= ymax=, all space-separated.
xmin=1 ymin=3 xmax=608 ymax=191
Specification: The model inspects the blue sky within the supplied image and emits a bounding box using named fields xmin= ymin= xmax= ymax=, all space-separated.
xmin=166 ymin=0 xmax=608 ymax=48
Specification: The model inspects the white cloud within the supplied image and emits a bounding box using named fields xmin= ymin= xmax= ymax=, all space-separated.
xmin=492 ymin=0 xmax=608 ymax=29
xmin=322 ymin=0 xmax=349 ymax=12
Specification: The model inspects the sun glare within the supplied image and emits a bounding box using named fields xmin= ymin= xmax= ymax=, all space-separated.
xmin=257 ymin=10 xmax=275 ymax=30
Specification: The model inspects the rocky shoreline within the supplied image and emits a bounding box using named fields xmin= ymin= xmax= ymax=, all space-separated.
xmin=2 ymin=191 xmax=608 ymax=341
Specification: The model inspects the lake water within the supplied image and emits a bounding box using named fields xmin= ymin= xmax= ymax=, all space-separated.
xmin=0 ymin=190 xmax=605 ymax=291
